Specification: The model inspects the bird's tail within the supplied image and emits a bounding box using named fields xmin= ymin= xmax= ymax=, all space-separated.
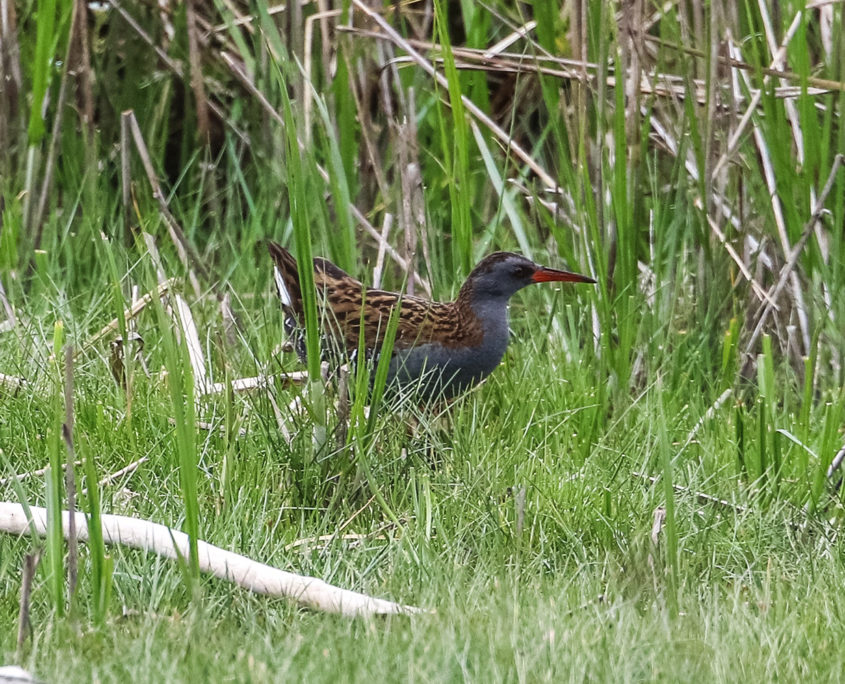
xmin=267 ymin=241 xmax=302 ymax=316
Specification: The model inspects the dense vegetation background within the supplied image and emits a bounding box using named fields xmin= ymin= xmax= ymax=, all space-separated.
xmin=1 ymin=0 xmax=844 ymax=680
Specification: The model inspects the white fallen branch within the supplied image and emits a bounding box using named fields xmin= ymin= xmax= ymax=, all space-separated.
xmin=0 ymin=665 xmax=39 ymax=683
xmin=0 ymin=503 xmax=425 ymax=617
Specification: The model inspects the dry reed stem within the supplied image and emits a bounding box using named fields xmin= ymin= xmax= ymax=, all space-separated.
xmin=350 ymin=0 xmax=559 ymax=190
xmin=710 ymin=10 xmax=805 ymax=182
xmin=825 ymin=442 xmax=845 ymax=481
xmin=347 ymin=29 xmax=835 ymax=103
xmin=29 ymin=0 xmax=82 ymax=248
xmin=372 ymin=214 xmax=394 ymax=289
xmin=107 ymin=0 xmax=247 ymax=144
xmin=648 ymin=112 xmax=772 ymax=305
xmin=125 ymin=111 xmax=206 ymax=295
xmin=0 ymin=0 xmax=23 ymax=171
xmin=186 ymin=0 xmax=211 ymax=144
xmin=483 ymin=19 xmax=537 ymax=57
xmin=0 ymin=276 xmax=15 ymax=329
xmin=731 ymin=39 xmax=812 ymax=355
xmin=172 ymin=294 xmax=209 ymax=395
xmin=743 ymin=154 xmax=844 ymax=358
xmin=218 ymin=50 xmax=431 ymax=295
xmin=304 ymin=7 xmax=341 ymax=137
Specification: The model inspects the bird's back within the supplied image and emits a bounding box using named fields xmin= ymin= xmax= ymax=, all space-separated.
xmin=268 ymin=242 xmax=483 ymax=366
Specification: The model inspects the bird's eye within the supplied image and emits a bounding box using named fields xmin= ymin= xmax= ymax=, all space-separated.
xmin=513 ymin=265 xmax=531 ymax=278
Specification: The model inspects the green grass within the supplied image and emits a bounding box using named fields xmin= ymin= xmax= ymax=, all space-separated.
xmin=2 ymin=0 xmax=845 ymax=680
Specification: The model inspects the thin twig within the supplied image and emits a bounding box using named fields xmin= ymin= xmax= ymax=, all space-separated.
xmin=632 ymin=472 xmax=748 ymax=515
xmin=61 ymin=346 xmax=78 ymax=600
xmin=680 ymin=388 xmax=733 ymax=452
xmin=1 ymin=462 xmax=82 ymax=487
xmin=95 ymin=456 xmax=149 ymax=490
xmin=16 ymin=549 xmax=41 ymax=654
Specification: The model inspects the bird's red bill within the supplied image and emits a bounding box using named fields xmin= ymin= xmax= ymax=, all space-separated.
xmin=532 ymin=267 xmax=596 ymax=284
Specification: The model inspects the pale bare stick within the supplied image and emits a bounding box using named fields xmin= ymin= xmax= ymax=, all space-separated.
xmin=0 ymin=275 xmax=16 ymax=329
xmin=201 ymin=372 xmax=309 ymax=396
xmin=483 ymin=20 xmax=538 ymax=58
xmin=95 ymin=457 xmax=149 ymax=490
xmin=172 ymin=294 xmax=209 ymax=395
xmin=66 ymin=278 xmax=178 ymax=363
xmin=0 ymin=503 xmax=425 ymax=617
xmin=827 ymin=443 xmax=845 ymax=481
xmin=372 ymin=214 xmax=394 ymax=289
xmin=0 ymin=462 xmax=81 ymax=487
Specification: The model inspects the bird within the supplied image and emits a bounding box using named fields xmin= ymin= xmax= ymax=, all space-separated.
xmin=268 ymin=241 xmax=596 ymax=398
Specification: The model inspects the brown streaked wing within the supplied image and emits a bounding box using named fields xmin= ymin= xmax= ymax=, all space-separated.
xmin=301 ymin=255 xmax=485 ymax=355
xmin=318 ymin=282 xmax=483 ymax=354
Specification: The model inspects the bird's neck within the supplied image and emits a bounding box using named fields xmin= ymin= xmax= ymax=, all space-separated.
xmin=456 ymin=290 xmax=511 ymax=351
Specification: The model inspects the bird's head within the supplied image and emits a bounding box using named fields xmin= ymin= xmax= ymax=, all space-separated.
xmin=462 ymin=252 xmax=596 ymax=303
